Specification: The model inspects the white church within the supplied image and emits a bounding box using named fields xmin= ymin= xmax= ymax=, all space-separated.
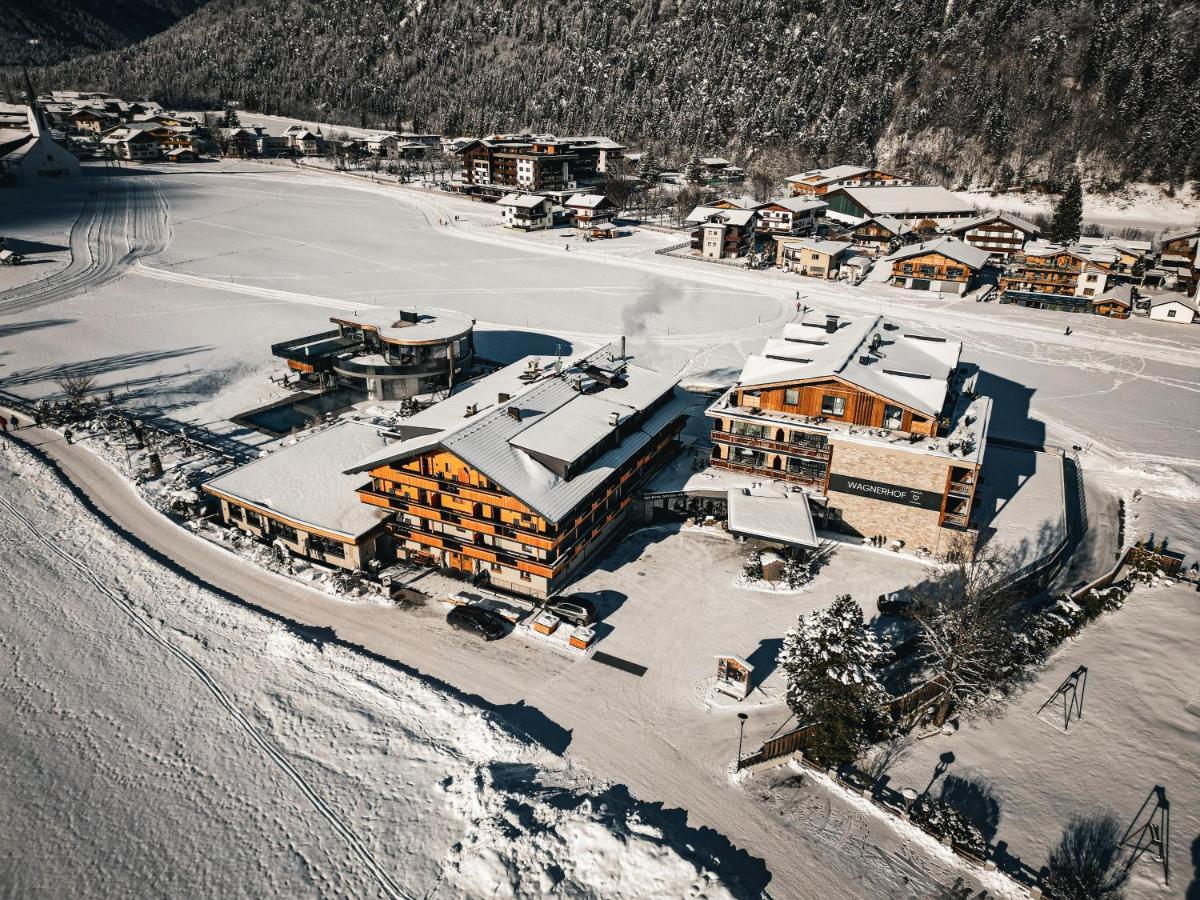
xmin=0 ymin=82 xmax=81 ymax=183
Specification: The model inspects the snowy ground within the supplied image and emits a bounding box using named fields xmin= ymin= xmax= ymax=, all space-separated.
xmin=0 ymin=438 xmax=749 ymax=899
xmin=1 ymin=158 xmax=1196 ymax=896
xmin=957 ymin=182 xmax=1200 ymax=235
xmin=882 ymin=579 xmax=1200 ymax=900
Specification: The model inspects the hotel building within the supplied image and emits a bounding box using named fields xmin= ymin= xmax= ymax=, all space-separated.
xmin=343 ymin=346 xmax=687 ymax=599
xmin=705 ymin=313 xmax=991 ymax=555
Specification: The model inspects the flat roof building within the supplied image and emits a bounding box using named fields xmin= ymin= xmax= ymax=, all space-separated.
xmin=202 ymin=421 xmax=394 ymax=570
xmin=271 ymin=307 xmax=475 ymax=401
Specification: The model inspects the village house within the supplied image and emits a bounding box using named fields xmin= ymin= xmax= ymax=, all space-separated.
xmin=1090 ymin=284 xmax=1134 ymax=318
xmin=271 ymin=307 xmax=475 ymax=402
xmin=1158 ymin=226 xmax=1199 ymax=293
xmin=364 ymin=133 xmax=399 ymax=157
xmin=775 ymin=237 xmax=851 ymax=279
xmin=1146 ymin=292 xmax=1198 ymax=324
xmin=947 ymin=213 xmax=1041 ymax=261
xmin=100 ymin=126 xmax=162 ymax=161
xmin=845 ymin=215 xmax=915 ymax=257
xmin=999 ymin=241 xmax=1113 ymax=312
xmin=498 ymin=193 xmax=555 ymax=231
xmin=785 ymin=165 xmax=911 ymax=196
xmin=166 ymin=147 xmax=196 ymax=163
xmin=203 ymin=421 xmax=394 ymax=571
xmin=821 ymin=185 xmax=976 ymax=226
xmin=66 ymin=107 xmax=118 ymax=134
xmin=704 ymin=312 xmax=990 ymax=555
xmin=1076 ymin=236 xmax=1151 ymax=280
xmin=755 ymin=197 xmax=827 ymax=235
xmin=341 ymin=345 xmax=687 ymax=599
xmin=565 ymin=193 xmax=618 ymax=228
xmin=885 ymin=238 xmax=991 ymax=295
xmin=687 ymin=206 xmax=758 ymax=259
xmin=699 ymin=157 xmax=732 ymax=176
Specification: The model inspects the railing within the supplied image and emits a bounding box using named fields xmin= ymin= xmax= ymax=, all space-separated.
xmin=710 ymin=458 xmax=825 ymax=489
xmin=712 ymin=429 xmax=831 ymax=460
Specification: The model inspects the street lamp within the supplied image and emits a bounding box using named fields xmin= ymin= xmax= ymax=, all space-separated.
xmin=736 ymin=712 xmax=749 ymax=761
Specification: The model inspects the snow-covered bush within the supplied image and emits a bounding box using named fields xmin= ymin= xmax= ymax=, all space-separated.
xmin=782 ymin=552 xmax=815 ymax=589
xmin=742 ymin=546 xmax=764 ymax=581
xmin=910 ymin=796 xmax=988 ymax=857
xmin=778 ymin=595 xmax=892 ymax=765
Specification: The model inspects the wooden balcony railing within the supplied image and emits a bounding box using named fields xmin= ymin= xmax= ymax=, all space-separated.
xmin=711 ymin=457 xmax=825 ymax=489
xmin=712 ymin=429 xmax=832 ymax=460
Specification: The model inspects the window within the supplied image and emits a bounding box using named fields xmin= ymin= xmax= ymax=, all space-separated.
xmin=272 ymin=523 xmax=299 ymax=543
xmin=784 ymin=388 xmax=800 ymax=406
xmin=946 ymin=267 xmax=963 ymax=280
xmin=882 ymin=404 xmax=904 ymax=429
xmin=309 ymin=534 xmax=346 ymax=559
xmin=245 ymin=510 xmax=262 ymax=528
xmin=520 ymin=570 xmax=532 ymax=581
xmin=1167 ymin=309 xmax=1176 ymax=318
xmin=229 ymin=505 xmax=244 ymax=521
xmin=821 ymin=395 xmax=846 ymax=416
xmin=902 ymin=263 xmax=914 ymax=275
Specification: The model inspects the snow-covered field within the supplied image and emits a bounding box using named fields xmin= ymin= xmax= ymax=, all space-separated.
xmin=0 ymin=438 xmax=747 ymax=899
xmin=1 ymin=159 xmax=1197 ymax=897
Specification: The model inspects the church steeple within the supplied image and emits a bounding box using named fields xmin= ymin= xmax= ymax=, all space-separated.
xmin=22 ymin=66 xmax=48 ymax=137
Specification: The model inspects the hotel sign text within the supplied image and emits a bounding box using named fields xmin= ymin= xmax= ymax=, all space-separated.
xmin=828 ymin=473 xmax=943 ymax=511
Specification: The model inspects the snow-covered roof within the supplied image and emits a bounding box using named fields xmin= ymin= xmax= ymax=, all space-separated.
xmin=329 ymin=306 xmax=472 ymax=344
xmin=700 ymin=157 xmax=730 ymax=166
xmin=950 ymin=212 xmax=1041 ymax=236
xmin=762 ymin=196 xmax=828 ymax=214
xmin=787 ymin=238 xmax=852 ymax=258
xmin=785 ymin=164 xmax=871 ymax=186
xmin=498 ymin=193 xmax=551 ymax=210
xmin=831 ymin=185 xmax=976 ymax=218
xmin=346 ymin=348 xmax=685 ymax=524
xmin=565 ymin=193 xmax=611 ymax=210
xmin=1148 ymin=292 xmax=1199 ymax=312
xmin=1161 ymin=226 xmax=1200 ymax=243
xmin=1091 ymin=284 xmax=1133 ymax=306
xmin=735 ymin=313 xmax=961 ymax=417
xmin=1076 ymin=235 xmax=1152 ymax=255
xmin=885 ymin=237 xmax=991 ymax=270
xmin=726 ymin=483 xmax=819 ymax=548
xmin=203 ymin=421 xmax=392 ymax=540
xmin=688 ymin=206 xmax=756 ymax=227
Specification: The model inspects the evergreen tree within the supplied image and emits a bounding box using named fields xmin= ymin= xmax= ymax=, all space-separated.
xmin=221 ymin=104 xmax=240 ymax=128
xmin=636 ymin=151 xmax=658 ymax=183
xmin=1049 ymin=173 xmax=1084 ymax=244
xmin=743 ymin=546 xmax=764 ymax=581
xmin=684 ymin=154 xmax=704 ymax=184
xmin=778 ymin=594 xmax=891 ymax=765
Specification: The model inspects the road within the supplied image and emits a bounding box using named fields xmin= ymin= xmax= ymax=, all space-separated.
xmin=0 ymin=415 xmax=1005 ymax=899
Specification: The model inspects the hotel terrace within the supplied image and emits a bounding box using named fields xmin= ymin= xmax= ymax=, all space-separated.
xmin=705 ymin=313 xmax=992 ymax=555
xmin=343 ymin=344 xmax=687 ymax=599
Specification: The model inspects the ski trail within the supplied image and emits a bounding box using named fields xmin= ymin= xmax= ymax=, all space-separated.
xmin=0 ymin=490 xmax=414 ymax=900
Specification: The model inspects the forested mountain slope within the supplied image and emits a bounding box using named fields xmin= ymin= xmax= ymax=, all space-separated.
xmin=0 ymin=0 xmax=208 ymax=66
xmin=36 ymin=0 xmax=1200 ymax=188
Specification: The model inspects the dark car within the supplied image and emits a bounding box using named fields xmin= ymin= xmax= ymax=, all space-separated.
xmin=447 ymin=604 xmax=508 ymax=641
xmin=877 ymin=589 xmax=916 ymax=618
xmin=544 ymin=595 xmax=597 ymax=627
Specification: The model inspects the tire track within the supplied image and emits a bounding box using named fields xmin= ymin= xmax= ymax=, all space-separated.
xmin=0 ymin=490 xmax=414 ymax=900
xmin=0 ymin=180 xmax=170 ymax=316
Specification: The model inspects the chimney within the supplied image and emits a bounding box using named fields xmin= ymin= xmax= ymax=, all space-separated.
xmin=498 ymin=392 xmax=510 ymax=403
xmin=508 ymin=407 xmax=521 ymax=422
xmin=465 ymin=403 xmax=477 ymax=417
xmin=825 ymin=314 xmax=840 ymax=334
xmin=608 ymin=411 xmax=620 ymax=427
xmin=619 ymin=335 xmax=626 ymax=359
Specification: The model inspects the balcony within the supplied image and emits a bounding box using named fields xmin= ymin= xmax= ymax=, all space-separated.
xmin=947 ymin=479 xmax=975 ymax=497
xmin=711 ymin=457 xmax=825 ymax=489
xmin=712 ymin=429 xmax=831 ymax=460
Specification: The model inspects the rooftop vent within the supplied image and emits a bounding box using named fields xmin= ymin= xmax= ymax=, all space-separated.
xmin=498 ymin=392 xmax=511 ymax=403
xmin=465 ymin=403 xmax=478 ymax=417
xmin=859 ymin=355 xmax=874 ymax=365
xmin=508 ymin=407 xmax=522 ymax=422
xmin=825 ymin=314 xmax=840 ymax=334
xmin=608 ymin=411 xmax=620 ymax=427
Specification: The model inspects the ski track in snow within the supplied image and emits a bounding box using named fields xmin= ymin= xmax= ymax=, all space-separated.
xmin=0 ymin=489 xmax=416 ymax=900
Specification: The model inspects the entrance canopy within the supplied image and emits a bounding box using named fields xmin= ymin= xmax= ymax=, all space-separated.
xmin=726 ymin=484 xmax=819 ymax=549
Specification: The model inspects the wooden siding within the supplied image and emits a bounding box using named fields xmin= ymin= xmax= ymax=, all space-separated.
xmin=737 ymin=378 xmax=935 ymax=434
xmin=891 ymin=251 xmax=976 ymax=282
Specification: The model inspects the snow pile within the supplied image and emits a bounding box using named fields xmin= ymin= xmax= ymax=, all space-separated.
xmin=440 ymin=765 xmax=736 ymax=899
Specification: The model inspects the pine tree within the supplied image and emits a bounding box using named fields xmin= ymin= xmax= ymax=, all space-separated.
xmin=743 ymin=546 xmax=764 ymax=581
xmin=221 ymin=104 xmax=240 ymax=128
xmin=782 ymin=551 xmax=814 ymax=589
xmin=636 ymin=151 xmax=658 ymax=183
xmin=1049 ymin=172 xmax=1084 ymax=244
xmin=778 ymin=594 xmax=891 ymax=765
xmin=684 ymin=154 xmax=704 ymax=184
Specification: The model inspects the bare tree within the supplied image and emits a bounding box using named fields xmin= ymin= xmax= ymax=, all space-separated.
xmin=55 ymin=372 xmax=97 ymax=403
xmin=600 ymin=158 xmax=638 ymax=213
xmin=1043 ymin=816 xmax=1129 ymax=900
xmin=911 ymin=534 xmax=1024 ymax=723
xmin=749 ymin=168 xmax=779 ymax=202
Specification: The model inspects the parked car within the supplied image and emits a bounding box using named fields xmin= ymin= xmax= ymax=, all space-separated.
xmin=446 ymin=604 xmax=507 ymax=641
xmin=876 ymin=589 xmax=916 ymax=618
xmin=544 ymin=595 xmax=597 ymax=627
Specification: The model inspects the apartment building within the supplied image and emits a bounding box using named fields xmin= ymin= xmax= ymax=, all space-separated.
xmin=343 ymin=347 xmax=687 ymax=598
xmin=457 ymin=134 xmax=623 ymax=191
xmin=885 ymin=238 xmax=991 ymax=295
xmin=785 ymin=165 xmax=911 ymax=196
xmin=706 ymin=313 xmax=991 ymax=555
xmin=998 ymin=241 xmax=1113 ymax=311
xmin=686 ymin=206 xmax=758 ymax=259
xmin=947 ymin=213 xmax=1041 ymax=261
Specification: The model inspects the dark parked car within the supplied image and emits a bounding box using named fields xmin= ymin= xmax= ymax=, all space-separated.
xmin=544 ymin=595 xmax=597 ymax=627
xmin=447 ymin=604 xmax=508 ymax=641
xmin=876 ymin=589 xmax=916 ymax=618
